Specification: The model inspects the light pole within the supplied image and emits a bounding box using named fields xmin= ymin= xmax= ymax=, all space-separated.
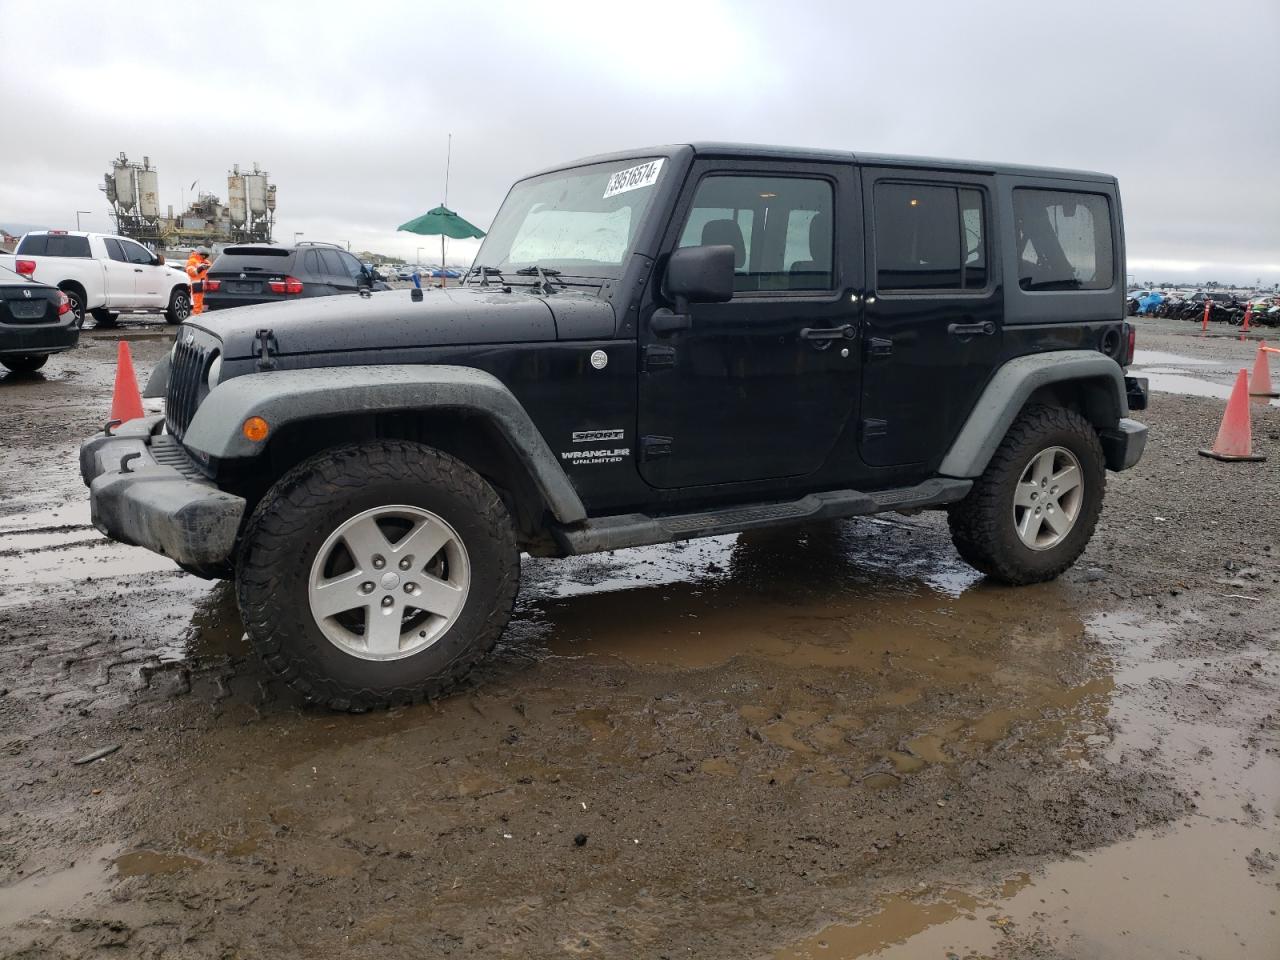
xmin=416 ymin=247 xmax=424 ymax=266
xmin=293 ymin=231 xmax=303 ymax=243
xmin=75 ymin=210 xmax=91 ymax=230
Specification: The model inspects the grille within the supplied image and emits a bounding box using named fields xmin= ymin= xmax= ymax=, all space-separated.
xmin=166 ymin=338 xmax=213 ymax=440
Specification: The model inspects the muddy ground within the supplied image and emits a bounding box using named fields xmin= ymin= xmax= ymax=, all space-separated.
xmin=0 ymin=317 xmax=1276 ymax=959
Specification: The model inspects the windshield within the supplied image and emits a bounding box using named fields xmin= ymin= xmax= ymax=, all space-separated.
xmin=471 ymin=158 xmax=667 ymax=280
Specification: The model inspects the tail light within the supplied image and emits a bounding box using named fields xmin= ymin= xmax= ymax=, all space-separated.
xmin=1122 ymin=322 xmax=1136 ymax=366
xmin=15 ymin=259 xmax=36 ymax=277
xmin=204 ymin=279 xmax=221 ymax=292
xmin=57 ymin=291 xmax=71 ymax=316
xmin=268 ymin=276 xmax=304 ymax=295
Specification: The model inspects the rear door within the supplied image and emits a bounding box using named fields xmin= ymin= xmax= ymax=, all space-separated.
xmin=858 ymin=168 xmax=1001 ymax=467
xmin=637 ymin=159 xmax=863 ymax=489
xmin=100 ymin=238 xmax=138 ymax=306
xmin=320 ymin=250 xmax=356 ymax=294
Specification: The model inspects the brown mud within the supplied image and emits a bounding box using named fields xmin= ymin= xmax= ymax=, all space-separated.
xmin=0 ymin=318 xmax=1276 ymax=958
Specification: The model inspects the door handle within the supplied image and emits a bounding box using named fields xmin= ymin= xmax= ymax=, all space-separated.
xmin=799 ymin=324 xmax=856 ymax=341
xmin=134 ymin=268 xmax=144 ymax=273
xmin=947 ymin=320 xmax=995 ymax=337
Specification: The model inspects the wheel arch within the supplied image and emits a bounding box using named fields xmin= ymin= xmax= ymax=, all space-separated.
xmin=184 ymin=365 xmax=587 ymax=540
xmin=57 ymin=278 xmax=89 ymax=307
xmin=938 ymin=351 xmax=1127 ymax=478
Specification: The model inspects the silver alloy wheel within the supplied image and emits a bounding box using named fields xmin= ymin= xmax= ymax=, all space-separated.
xmin=1012 ymin=445 xmax=1084 ymax=551
xmin=308 ymin=504 xmax=470 ymax=661
xmin=173 ymin=292 xmax=191 ymax=320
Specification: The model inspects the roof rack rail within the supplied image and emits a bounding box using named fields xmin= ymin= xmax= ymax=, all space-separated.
xmin=294 ymin=240 xmax=344 ymax=249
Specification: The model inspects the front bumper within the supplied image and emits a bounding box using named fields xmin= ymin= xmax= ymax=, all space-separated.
xmin=1100 ymin=417 xmax=1148 ymax=471
xmin=80 ymin=415 xmax=245 ymax=569
xmin=0 ymin=318 xmax=79 ymax=356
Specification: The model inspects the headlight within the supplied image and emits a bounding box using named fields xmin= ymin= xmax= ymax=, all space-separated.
xmin=207 ymin=353 xmax=222 ymax=390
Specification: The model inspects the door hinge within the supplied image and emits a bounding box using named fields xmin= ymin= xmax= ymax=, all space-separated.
xmin=866 ymin=337 xmax=893 ymax=359
xmin=643 ymin=344 xmax=677 ymax=371
xmin=640 ymin=435 xmax=673 ymax=460
xmin=253 ymin=328 xmax=279 ymax=371
xmin=862 ymin=418 xmax=889 ymax=439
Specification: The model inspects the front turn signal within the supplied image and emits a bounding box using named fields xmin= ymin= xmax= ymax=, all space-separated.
xmin=242 ymin=416 xmax=270 ymax=442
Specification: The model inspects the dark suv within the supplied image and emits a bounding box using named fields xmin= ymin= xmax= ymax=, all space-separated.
xmin=82 ymin=142 xmax=1149 ymax=711
xmin=203 ymin=242 xmax=388 ymax=311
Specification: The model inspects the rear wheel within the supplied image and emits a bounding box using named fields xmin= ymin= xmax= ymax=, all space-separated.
xmin=236 ymin=440 xmax=520 ymax=711
xmin=165 ymin=288 xmax=191 ymax=324
xmin=1 ymin=354 xmax=48 ymax=373
xmin=62 ymin=289 xmax=86 ymax=328
xmin=948 ymin=405 xmax=1105 ymax=585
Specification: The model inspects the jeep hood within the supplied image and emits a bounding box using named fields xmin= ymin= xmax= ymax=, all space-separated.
xmin=188 ymin=287 xmax=613 ymax=359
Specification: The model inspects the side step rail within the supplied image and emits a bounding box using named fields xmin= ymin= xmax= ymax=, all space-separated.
xmin=551 ymin=478 xmax=972 ymax=555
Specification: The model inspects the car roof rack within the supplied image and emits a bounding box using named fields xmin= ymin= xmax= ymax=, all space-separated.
xmin=294 ymin=240 xmax=344 ymax=249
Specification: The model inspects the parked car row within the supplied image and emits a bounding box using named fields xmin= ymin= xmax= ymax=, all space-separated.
xmin=0 ymin=230 xmax=192 ymax=328
xmin=1128 ymin=289 xmax=1279 ymax=326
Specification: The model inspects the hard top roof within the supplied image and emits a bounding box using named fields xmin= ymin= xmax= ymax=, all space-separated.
xmin=527 ymin=142 xmax=1114 ymax=183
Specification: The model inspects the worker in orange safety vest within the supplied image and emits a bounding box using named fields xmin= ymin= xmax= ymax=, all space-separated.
xmin=185 ymin=246 xmax=212 ymax=315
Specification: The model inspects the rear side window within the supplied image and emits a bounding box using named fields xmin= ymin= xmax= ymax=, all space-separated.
xmin=103 ymin=238 xmax=127 ymax=262
xmin=873 ymin=183 xmax=987 ymax=291
xmin=1014 ymin=189 xmax=1114 ymax=291
xmin=16 ymin=234 xmax=91 ymax=258
xmin=320 ymin=250 xmax=348 ymax=277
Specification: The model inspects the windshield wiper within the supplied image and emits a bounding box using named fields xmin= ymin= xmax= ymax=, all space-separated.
xmin=465 ymin=264 xmax=506 ymax=287
xmin=513 ymin=265 xmax=561 ymax=294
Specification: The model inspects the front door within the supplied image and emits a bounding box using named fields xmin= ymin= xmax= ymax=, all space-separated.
xmin=858 ymin=168 xmax=1003 ymax=467
xmin=638 ymin=160 xmax=862 ymax=489
xmin=120 ymin=239 xmax=164 ymax=307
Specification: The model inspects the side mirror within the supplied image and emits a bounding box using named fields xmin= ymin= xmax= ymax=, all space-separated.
xmin=667 ymin=244 xmax=735 ymax=306
xmin=652 ymin=244 xmax=736 ymax=335
xmin=153 ymin=254 xmax=165 ymax=266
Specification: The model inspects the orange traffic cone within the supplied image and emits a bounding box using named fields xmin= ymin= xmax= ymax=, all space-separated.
xmin=1198 ymin=369 xmax=1265 ymax=462
xmin=109 ymin=341 xmax=145 ymax=424
xmin=1241 ymin=303 xmax=1253 ymax=332
xmin=1249 ymin=341 xmax=1278 ymax=398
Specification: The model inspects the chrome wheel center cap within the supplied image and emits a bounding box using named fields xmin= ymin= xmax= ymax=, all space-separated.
xmin=379 ymin=571 xmax=401 ymax=591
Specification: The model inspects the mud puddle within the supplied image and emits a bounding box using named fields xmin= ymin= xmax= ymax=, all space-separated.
xmin=0 ymin=845 xmax=122 ymax=927
xmin=1130 ymin=348 xmax=1280 ymax=406
xmin=780 ymin=819 xmax=1279 ymax=959
xmin=772 ymin=609 xmax=1280 ymax=959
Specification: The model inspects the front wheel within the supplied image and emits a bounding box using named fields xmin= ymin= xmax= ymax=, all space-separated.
xmin=90 ymin=308 xmax=119 ymax=328
xmin=948 ymin=405 xmax=1105 ymax=585
xmin=236 ymin=440 xmax=520 ymax=711
xmin=165 ymin=288 xmax=192 ymax=324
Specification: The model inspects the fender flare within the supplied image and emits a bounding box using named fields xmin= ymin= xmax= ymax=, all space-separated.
xmin=938 ymin=350 xmax=1128 ymax=478
xmin=182 ymin=364 xmax=587 ymax=523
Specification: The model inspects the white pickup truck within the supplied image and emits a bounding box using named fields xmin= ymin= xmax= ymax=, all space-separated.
xmin=0 ymin=230 xmax=192 ymax=328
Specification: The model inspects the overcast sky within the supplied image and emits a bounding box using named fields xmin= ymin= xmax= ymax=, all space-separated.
xmin=2 ymin=0 xmax=1276 ymax=283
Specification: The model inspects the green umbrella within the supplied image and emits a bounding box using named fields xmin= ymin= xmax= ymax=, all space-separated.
xmin=397 ymin=205 xmax=485 ymax=284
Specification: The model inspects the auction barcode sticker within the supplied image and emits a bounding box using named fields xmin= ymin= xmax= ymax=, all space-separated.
xmin=603 ymin=159 xmax=664 ymax=199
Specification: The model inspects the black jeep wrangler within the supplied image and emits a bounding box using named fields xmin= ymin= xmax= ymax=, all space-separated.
xmin=81 ymin=143 xmax=1148 ymax=710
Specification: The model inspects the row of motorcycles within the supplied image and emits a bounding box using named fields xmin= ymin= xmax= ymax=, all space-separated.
xmin=1127 ymin=292 xmax=1279 ymax=327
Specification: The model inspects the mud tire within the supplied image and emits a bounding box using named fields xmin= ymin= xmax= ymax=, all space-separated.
xmin=236 ymin=440 xmax=520 ymax=711
xmin=947 ymin=404 xmax=1105 ymax=585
